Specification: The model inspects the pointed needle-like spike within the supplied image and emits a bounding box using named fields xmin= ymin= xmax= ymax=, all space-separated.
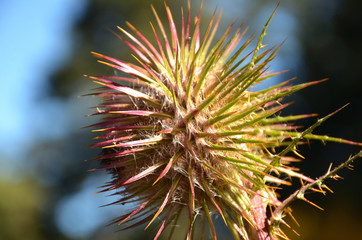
xmin=125 ymin=21 xmax=163 ymax=63
xmin=301 ymin=197 xmax=324 ymax=211
xmin=151 ymin=4 xmax=174 ymax=63
xmin=280 ymin=103 xmax=351 ymax=156
xmin=121 ymin=161 xmax=166 ymax=186
xmin=167 ymin=206 xmax=183 ymax=240
xmin=153 ymin=150 xmax=184 ymax=185
xmin=111 ymin=28 xmax=151 ymax=64
xmin=145 ymin=175 xmax=181 ymax=229
xmin=118 ymin=197 xmax=153 ymax=226
xmin=164 ymin=3 xmax=179 ymax=52
xmin=195 ymin=0 xmax=203 ymax=51
xmin=202 ymin=198 xmax=217 ymax=240
xmin=153 ymin=204 xmax=176 ymax=240
xmin=249 ymin=1 xmax=280 ymax=70
xmin=200 ymin=175 xmax=227 ymax=225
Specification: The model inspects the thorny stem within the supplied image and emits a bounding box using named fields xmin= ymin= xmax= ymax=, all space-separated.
xmin=270 ymin=151 xmax=362 ymax=228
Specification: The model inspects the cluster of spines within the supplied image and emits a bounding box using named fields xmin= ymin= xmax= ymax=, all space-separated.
xmin=84 ymin=1 xmax=361 ymax=239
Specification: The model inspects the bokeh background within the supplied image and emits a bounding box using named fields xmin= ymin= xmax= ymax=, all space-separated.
xmin=1 ymin=0 xmax=361 ymax=239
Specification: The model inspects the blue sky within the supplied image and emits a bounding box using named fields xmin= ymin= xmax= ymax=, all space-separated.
xmin=0 ymin=0 xmax=100 ymax=238
xmin=0 ymin=1 xmax=133 ymax=238
xmin=0 ymin=0 xmax=85 ymax=158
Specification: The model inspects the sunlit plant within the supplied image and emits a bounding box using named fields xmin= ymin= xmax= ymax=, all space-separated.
xmin=84 ymin=1 xmax=361 ymax=239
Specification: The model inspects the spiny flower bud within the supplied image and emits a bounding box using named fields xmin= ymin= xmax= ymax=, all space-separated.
xmin=85 ymin=1 xmax=361 ymax=239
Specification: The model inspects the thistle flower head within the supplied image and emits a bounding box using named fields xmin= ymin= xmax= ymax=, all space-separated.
xmin=85 ymin=2 xmax=361 ymax=239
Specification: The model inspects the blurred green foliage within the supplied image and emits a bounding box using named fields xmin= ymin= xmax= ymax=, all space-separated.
xmin=0 ymin=178 xmax=45 ymax=240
